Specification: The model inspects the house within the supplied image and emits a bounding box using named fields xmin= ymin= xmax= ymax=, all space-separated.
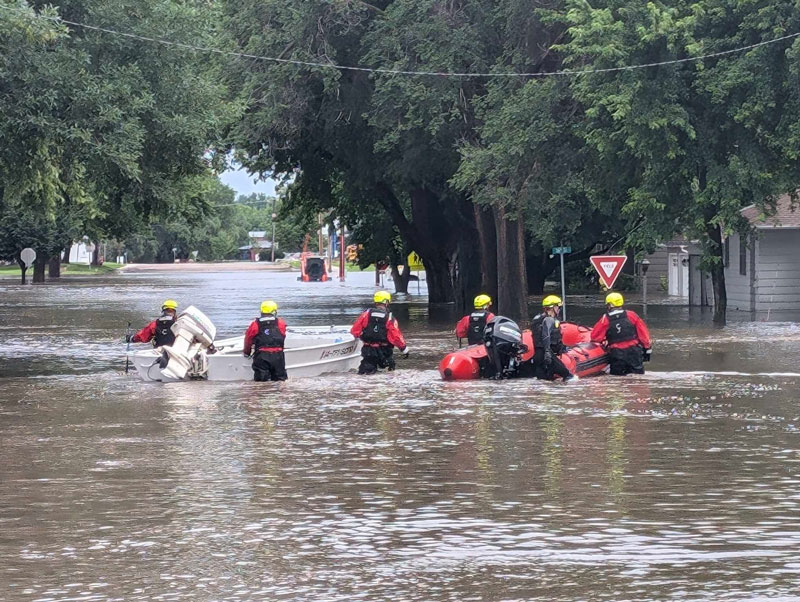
xmin=642 ymin=238 xmax=713 ymax=306
xmin=65 ymin=240 xmax=94 ymax=265
xmin=239 ymin=231 xmax=273 ymax=261
xmin=725 ymin=195 xmax=800 ymax=313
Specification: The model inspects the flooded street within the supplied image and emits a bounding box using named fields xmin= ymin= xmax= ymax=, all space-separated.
xmin=2 ymin=271 xmax=800 ymax=600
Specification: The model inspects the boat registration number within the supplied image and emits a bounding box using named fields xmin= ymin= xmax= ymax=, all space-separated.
xmin=320 ymin=343 xmax=357 ymax=359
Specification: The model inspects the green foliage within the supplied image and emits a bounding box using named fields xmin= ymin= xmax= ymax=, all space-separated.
xmin=0 ymin=0 xmax=233 ymax=270
xmin=122 ymin=181 xmax=315 ymax=262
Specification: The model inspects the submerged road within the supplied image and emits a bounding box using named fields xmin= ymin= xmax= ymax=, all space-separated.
xmin=1 ymin=271 xmax=800 ymax=600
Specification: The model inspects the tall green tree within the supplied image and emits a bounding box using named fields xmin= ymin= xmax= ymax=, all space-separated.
xmin=224 ymin=0 xmax=511 ymax=312
xmin=557 ymin=0 xmax=800 ymax=323
xmin=1 ymin=0 xmax=233 ymax=280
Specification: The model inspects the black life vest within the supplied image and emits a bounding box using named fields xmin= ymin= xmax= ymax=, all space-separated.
xmin=154 ymin=313 xmax=176 ymax=347
xmin=467 ymin=311 xmax=490 ymax=345
xmin=605 ymin=309 xmax=637 ymax=345
xmin=254 ymin=315 xmax=285 ymax=350
xmin=360 ymin=308 xmax=390 ymax=344
xmin=531 ymin=313 xmax=562 ymax=352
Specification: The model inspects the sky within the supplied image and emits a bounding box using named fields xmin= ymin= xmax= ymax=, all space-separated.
xmin=219 ymin=166 xmax=277 ymax=198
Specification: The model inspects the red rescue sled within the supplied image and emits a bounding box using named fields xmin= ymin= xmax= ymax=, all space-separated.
xmin=439 ymin=322 xmax=608 ymax=381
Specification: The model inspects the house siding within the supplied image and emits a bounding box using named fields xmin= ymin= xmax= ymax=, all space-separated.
xmin=724 ymin=233 xmax=753 ymax=311
xmin=643 ymin=246 xmax=669 ymax=291
xmin=754 ymin=229 xmax=800 ymax=311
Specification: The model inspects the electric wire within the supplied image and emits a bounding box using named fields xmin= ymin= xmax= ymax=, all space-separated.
xmin=2 ymin=3 xmax=799 ymax=79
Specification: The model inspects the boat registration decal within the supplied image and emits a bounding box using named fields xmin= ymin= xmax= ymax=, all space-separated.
xmin=320 ymin=343 xmax=357 ymax=359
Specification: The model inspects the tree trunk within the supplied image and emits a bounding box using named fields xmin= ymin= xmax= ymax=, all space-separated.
xmin=423 ymin=254 xmax=456 ymax=303
xmin=707 ymin=223 xmax=727 ymax=326
xmin=494 ymin=206 xmax=529 ymax=322
xmin=474 ymin=204 xmax=497 ymax=301
xmin=48 ymin=254 xmax=62 ymax=278
xmin=17 ymin=257 xmax=27 ymax=285
xmin=373 ymin=183 xmax=480 ymax=309
xmin=526 ymin=245 xmax=557 ymax=294
xmin=61 ymin=241 xmax=71 ymax=264
xmin=391 ymin=261 xmax=411 ymax=294
xmin=33 ymin=254 xmax=47 ymax=284
xmin=91 ymin=243 xmax=100 ymax=266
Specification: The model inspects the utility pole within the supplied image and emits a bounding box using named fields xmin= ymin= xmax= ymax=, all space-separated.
xmin=339 ymin=225 xmax=346 ymax=282
xmin=270 ymin=196 xmax=277 ymax=262
xmin=318 ymin=214 xmax=324 ymax=255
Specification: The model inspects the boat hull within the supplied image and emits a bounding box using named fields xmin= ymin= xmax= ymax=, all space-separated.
xmin=132 ymin=326 xmax=361 ymax=382
xmin=438 ymin=322 xmax=608 ymax=381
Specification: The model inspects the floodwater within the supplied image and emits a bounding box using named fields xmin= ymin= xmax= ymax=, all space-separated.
xmin=2 ymin=271 xmax=800 ymax=601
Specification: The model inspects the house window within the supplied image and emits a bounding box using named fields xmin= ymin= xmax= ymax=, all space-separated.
xmin=723 ymin=237 xmax=729 ymax=268
xmin=739 ymin=235 xmax=747 ymax=276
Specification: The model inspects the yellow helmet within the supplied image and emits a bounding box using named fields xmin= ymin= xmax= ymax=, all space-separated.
xmin=374 ymin=290 xmax=391 ymax=304
xmin=474 ymin=294 xmax=492 ymax=309
xmin=162 ymin=299 xmax=178 ymax=311
xmin=260 ymin=300 xmax=278 ymax=314
xmin=605 ymin=292 xmax=624 ymax=307
xmin=542 ymin=295 xmax=562 ymax=308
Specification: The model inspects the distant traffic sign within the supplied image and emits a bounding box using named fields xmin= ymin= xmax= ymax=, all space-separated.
xmin=552 ymin=246 xmax=572 ymax=255
xmin=408 ymin=251 xmax=424 ymax=270
xmin=590 ymin=255 xmax=628 ymax=289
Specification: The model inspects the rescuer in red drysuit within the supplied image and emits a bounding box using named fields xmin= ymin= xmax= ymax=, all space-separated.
xmin=243 ymin=300 xmax=288 ymax=381
xmin=128 ymin=299 xmax=178 ymax=347
xmin=455 ymin=294 xmax=495 ymax=346
xmin=351 ymin=291 xmax=408 ymax=374
xmin=590 ymin=292 xmax=652 ymax=375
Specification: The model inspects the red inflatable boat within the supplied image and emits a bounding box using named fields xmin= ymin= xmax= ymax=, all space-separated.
xmin=439 ymin=322 xmax=609 ymax=381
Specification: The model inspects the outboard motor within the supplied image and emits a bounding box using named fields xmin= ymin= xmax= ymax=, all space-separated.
xmin=159 ymin=306 xmax=216 ymax=380
xmin=483 ymin=316 xmax=527 ymax=379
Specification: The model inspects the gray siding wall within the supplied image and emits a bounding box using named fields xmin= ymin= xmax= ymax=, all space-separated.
xmin=725 ymin=233 xmax=753 ymax=311
xmin=755 ymin=229 xmax=800 ymax=311
xmin=643 ymin=246 xmax=669 ymax=291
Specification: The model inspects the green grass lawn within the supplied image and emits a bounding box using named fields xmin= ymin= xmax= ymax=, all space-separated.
xmin=0 ymin=262 xmax=122 ymax=278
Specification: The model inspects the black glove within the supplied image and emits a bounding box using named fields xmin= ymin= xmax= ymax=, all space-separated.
xmin=544 ymin=349 xmax=554 ymax=366
xmin=243 ymin=352 xmax=251 ymax=358
xmin=125 ymin=334 xmax=133 ymax=343
xmin=643 ymin=347 xmax=652 ymax=362
xmin=401 ymin=346 xmax=410 ymax=358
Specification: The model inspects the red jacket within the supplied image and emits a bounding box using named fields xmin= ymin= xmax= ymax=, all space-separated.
xmin=591 ymin=309 xmax=651 ymax=350
xmin=132 ymin=321 xmax=157 ymax=344
xmin=455 ymin=311 xmax=495 ymax=338
xmin=351 ymin=308 xmax=407 ymax=350
xmin=244 ymin=317 xmax=287 ymax=354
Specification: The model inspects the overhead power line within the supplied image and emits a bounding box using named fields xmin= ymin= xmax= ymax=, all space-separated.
xmin=2 ymin=4 xmax=799 ymax=78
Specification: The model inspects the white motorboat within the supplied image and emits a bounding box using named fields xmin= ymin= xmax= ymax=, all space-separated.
xmin=131 ymin=306 xmax=361 ymax=382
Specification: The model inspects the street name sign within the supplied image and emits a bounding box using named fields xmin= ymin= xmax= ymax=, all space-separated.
xmin=590 ymin=255 xmax=628 ymax=289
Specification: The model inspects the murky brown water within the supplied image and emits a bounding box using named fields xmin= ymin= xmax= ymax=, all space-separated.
xmin=2 ymin=271 xmax=800 ymax=600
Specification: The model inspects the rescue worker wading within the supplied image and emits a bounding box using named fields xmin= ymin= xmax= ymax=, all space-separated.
xmin=590 ymin=292 xmax=652 ymax=375
xmin=243 ymin=300 xmax=288 ymax=382
xmin=128 ymin=300 xmax=178 ymax=347
xmin=531 ymin=295 xmax=575 ymax=381
xmin=455 ymin=294 xmax=496 ymax=345
xmin=350 ymin=291 xmax=408 ymax=375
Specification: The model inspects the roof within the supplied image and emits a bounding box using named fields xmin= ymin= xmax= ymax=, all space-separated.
xmin=741 ymin=195 xmax=800 ymax=229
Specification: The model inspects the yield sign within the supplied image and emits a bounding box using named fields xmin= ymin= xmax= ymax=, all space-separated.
xmin=590 ymin=255 xmax=628 ymax=289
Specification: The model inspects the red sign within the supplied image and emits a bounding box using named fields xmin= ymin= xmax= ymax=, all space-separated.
xmin=590 ymin=255 xmax=628 ymax=289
